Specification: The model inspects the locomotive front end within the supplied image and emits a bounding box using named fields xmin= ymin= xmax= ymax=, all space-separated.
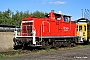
xmin=22 ymin=20 xmax=36 ymax=44
xmin=13 ymin=18 xmax=39 ymax=49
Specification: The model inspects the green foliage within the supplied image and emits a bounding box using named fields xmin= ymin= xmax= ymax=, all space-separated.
xmin=33 ymin=10 xmax=46 ymax=18
xmin=0 ymin=9 xmax=47 ymax=26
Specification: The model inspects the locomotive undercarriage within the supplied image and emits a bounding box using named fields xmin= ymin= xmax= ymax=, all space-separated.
xmin=40 ymin=38 xmax=79 ymax=49
xmin=13 ymin=36 xmax=79 ymax=50
xmin=13 ymin=37 xmax=33 ymax=49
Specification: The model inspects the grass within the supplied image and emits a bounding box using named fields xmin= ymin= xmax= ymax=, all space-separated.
xmin=0 ymin=44 xmax=90 ymax=58
xmin=73 ymin=45 xmax=90 ymax=49
xmin=0 ymin=54 xmax=21 ymax=58
xmin=8 ymin=49 xmax=22 ymax=52
xmin=0 ymin=49 xmax=30 ymax=59
xmin=0 ymin=52 xmax=29 ymax=59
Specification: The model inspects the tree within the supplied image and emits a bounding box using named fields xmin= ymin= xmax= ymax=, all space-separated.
xmin=32 ymin=10 xmax=46 ymax=18
xmin=0 ymin=9 xmax=47 ymax=26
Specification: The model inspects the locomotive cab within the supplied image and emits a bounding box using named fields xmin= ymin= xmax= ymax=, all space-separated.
xmin=46 ymin=10 xmax=71 ymax=22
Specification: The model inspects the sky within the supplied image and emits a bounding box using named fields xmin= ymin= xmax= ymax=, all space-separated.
xmin=0 ymin=0 xmax=90 ymax=20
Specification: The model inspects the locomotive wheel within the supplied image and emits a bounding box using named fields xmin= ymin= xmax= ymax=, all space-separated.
xmin=67 ymin=42 xmax=76 ymax=47
xmin=13 ymin=44 xmax=22 ymax=50
xmin=13 ymin=42 xmax=18 ymax=50
xmin=13 ymin=45 xmax=18 ymax=50
xmin=41 ymin=40 xmax=51 ymax=49
xmin=22 ymin=43 xmax=28 ymax=50
xmin=66 ymin=41 xmax=71 ymax=47
xmin=55 ymin=42 xmax=60 ymax=47
xmin=70 ymin=43 xmax=76 ymax=47
xmin=51 ymin=41 xmax=56 ymax=48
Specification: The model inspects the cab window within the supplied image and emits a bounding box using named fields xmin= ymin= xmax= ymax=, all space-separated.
xmin=79 ymin=26 xmax=82 ymax=31
xmin=55 ymin=15 xmax=61 ymax=20
xmin=64 ymin=17 xmax=70 ymax=22
xmin=84 ymin=25 xmax=86 ymax=31
xmin=77 ymin=26 xmax=78 ymax=31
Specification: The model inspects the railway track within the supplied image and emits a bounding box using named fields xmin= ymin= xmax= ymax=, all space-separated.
xmin=0 ymin=45 xmax=78 ymax=56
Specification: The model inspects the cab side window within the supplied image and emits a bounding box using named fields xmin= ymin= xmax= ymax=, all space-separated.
xmin=79 ymin=26 xmax=82 ymax=31
xmin=64 ymin=17 xmax=70 ymax=22
xmin=55 ymin=15 xmax=61 ymax=20
xmin=84 ymin=25 xmax=86 ymax=31
xmin=77 ymin=25 xmax=78 ymax=31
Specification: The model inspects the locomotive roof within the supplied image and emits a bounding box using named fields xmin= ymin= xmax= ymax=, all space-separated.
xmin=55 ymin=13 xmax=72 ymax=17
xmin=76 ymin=18 xmax=89 ymax=22
xmin=46 ymin=13 xmax=72 ymax=17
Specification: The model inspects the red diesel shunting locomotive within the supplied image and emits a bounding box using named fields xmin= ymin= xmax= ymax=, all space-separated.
xmin=13 ymin=10 xmax=80 ymax=49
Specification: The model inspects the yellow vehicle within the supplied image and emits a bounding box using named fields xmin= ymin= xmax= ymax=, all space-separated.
xmin=76 ymin=18 xmax=90 ymax=43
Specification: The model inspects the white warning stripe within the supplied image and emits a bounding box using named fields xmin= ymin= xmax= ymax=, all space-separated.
xmin=22 ymin=20 xmax=34 ymax=23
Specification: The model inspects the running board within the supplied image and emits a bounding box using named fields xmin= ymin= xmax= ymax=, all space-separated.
xmin=30 ymin=45 xmax=42 ymax=47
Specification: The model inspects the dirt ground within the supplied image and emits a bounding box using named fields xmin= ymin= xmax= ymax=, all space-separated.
xmin=0 ymin=32 xmax=14 ymax=52
xmin=1 ymin=46 xmax=90 ymax=60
